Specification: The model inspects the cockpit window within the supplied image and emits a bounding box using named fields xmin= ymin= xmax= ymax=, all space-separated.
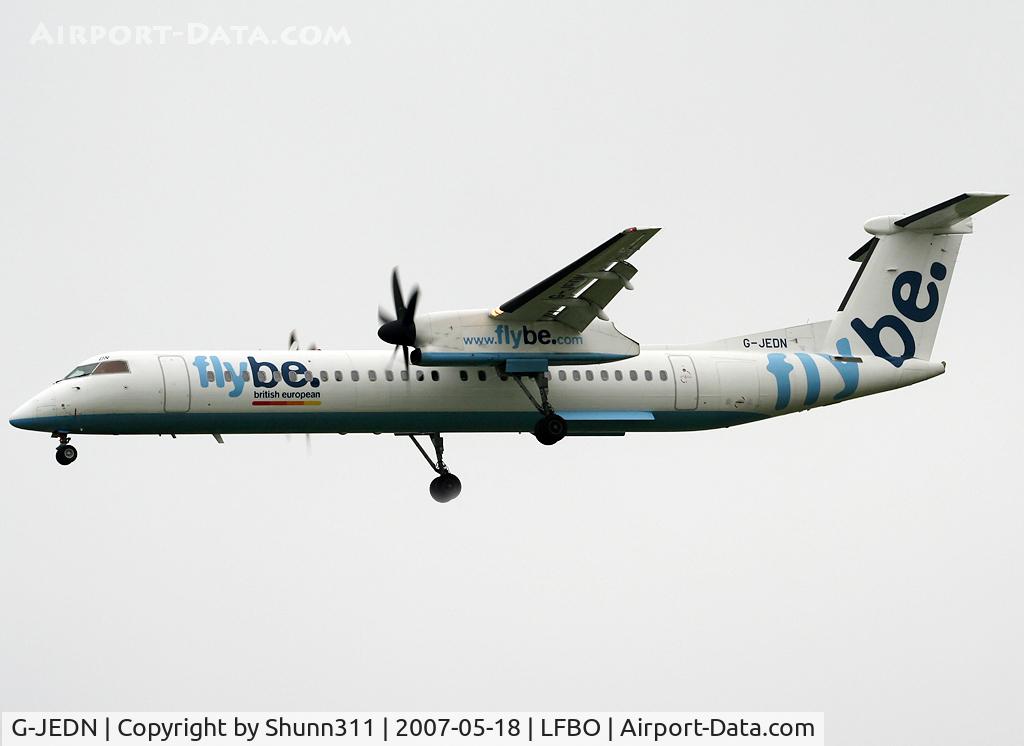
xmin=63 ymin=360 xmax=130 ymax=379
xmin=64 ymin=363 xmax=99 ymax=379
xmin=94 ymin=360 xmax=130 ymax=375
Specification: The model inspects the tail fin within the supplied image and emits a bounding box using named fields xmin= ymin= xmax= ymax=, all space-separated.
xmin=824 ymin=193 xmax=1006 ymax=366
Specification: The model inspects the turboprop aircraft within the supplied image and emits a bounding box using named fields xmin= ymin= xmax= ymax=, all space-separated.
xmin=9 ymin=193 xmax=1006 ymax=502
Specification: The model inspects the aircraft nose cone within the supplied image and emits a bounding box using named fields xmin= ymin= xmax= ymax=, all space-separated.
xmin=9 ymin=398 xmax=34 ymax=429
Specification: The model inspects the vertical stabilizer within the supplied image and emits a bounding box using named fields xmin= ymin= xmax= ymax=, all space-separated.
xmin=825 ymin=193 xmax=1006 ymax=366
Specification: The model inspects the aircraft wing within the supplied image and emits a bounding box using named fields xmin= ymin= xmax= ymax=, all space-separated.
xmin=492 ymin=227 xmax=660 ymax=332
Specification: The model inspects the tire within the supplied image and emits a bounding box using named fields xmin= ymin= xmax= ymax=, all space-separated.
xmin=429 ymin=473 xmax=462 ymax=503
xmin=55 ymin=445 xmax=77 ymax=466
xmin=533 ymin=414 xmax=567 ymax=445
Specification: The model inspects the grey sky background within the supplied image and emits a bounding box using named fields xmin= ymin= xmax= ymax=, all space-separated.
xmin=2 ymin=1 xmax=1022 ymax=743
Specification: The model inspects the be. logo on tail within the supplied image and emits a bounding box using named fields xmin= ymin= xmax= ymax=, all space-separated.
xmin=850 ymin=262 xmax=947 ymax=367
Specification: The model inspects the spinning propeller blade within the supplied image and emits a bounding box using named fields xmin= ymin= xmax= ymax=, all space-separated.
xmin=377 ymin=267 xmax=419 ymax=377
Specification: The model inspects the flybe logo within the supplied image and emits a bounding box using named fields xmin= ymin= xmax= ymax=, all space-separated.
xmin=463 ymin=325 xmax=585 ymax=349
xmin=852 ymin=261 xmax=947 ymax=368
xmin=192 ymin=355 xmax=319 ymax=397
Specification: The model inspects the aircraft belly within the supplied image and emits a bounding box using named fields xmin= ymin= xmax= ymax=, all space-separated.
xmin=21 ymin=408 xmax=768 ymax=436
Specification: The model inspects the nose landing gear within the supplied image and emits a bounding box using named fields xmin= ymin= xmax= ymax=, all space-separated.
xmin=408 ymin=433 xmax=462 ymax=503
xmin=52 ymin=433 xmax=78 ymax=466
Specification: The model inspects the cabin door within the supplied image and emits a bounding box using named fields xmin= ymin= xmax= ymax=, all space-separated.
xmin=159 ymin=355 xmax=191 ymax=412
xmin=669 ymin=355 xmax=698 ymax=410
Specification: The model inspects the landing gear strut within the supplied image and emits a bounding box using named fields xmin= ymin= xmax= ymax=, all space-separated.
xmin=52 ymin=433 xmax=78 ymax=466
xmin=408 ymin=433 xmax=462 ymax=503
xmin=510 ymin=371 xmax=567 ymax=446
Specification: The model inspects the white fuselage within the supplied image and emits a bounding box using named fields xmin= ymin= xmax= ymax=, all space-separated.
xmin=9 ymin=347 xmax=944 ymax=437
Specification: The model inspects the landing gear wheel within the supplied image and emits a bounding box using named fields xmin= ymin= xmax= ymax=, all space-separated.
xmin=429 ymin=472 xmax=462 ymax=503
xmin=408 ymin=433 xmax=463 ymax=503
xmin=55 ymin=444 xmax=78 ymax=466
xmin=533 ymin=413 xmax=567 ymax=445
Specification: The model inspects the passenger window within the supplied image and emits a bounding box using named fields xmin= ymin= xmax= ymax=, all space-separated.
xmin=558 ymin=370 xmax=567 ymax=381
xmin=585 ymin=370 xmax=594 ymax=381
xmin=614 ymin=370 xmax=623 ymax=381
xmin=600 ymin=370 xmax=609 ymax=381
xmin=93 ymin=360 xmax=130 ymax=375
xmin=544 ymin=371 xmax=552 ymax=380
xmin=431 ymin=370 xmax=439 ymax=381
xmin=274 ymin=370 xmax=283 ymax=382
xmin=259 ymin=370 xmax=271 ymax=383
xmin=351 ymin=370 xmax=360 ymax=381
xmin=477 ymin=370 xmax=487 ymax=381
xmin=459 ymin=370 xmax=468 ymax=382
xmin=243 ymin=370 xmax=251 ymax=382
xmin=401 ymin=370 xmax=409 ymax=382
xmin=416 ymin=371 xmax=425 ymax=381
xmin=304 ymin=370 xmax=314 ymax=382
xmin=572 ymin=370 xmax=581 ymax=381
xmin=629 ymin=370 xmax=638 ymax=381
xmin=207 ymin=371 xmax=215 ymax=383
xmin=644 ymin=370 xmax=653 ymax=381
xmin=320 ymin=370 xmax=328 ymax=382
xmin=368 ymin=370 xmax=377 ymax=382
xmin=224 ymin=370 xmax=233 ymax=383
xmin=385 ymin=370 xmax=394 ymax=382
xmin=660 ymin=370 xmax=668 ymax=381
xmin=334 ymin=370 xmax=343 ymax=381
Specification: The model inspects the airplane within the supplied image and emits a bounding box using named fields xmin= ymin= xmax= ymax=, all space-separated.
xmin=9 ymin=192 xmax=1006 ymax=502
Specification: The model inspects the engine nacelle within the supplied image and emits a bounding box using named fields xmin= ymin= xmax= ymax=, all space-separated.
xmin=410 ymin=309 xmax=639 ymax=366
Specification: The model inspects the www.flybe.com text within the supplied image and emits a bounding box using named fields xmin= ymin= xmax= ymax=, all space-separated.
xmin=464 ymin=325 xmax=585 ymax=349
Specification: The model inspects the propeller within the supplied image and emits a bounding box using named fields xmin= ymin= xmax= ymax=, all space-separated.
xmin=286 ymin=431 xmax=313 ymax=455
xmin=286 ymin=330 xmax=316 ymax=453
xmin=288 ymin=329 xmax=318 ymax=351
xmin=377 ymin=268 xmax=419 ymax=375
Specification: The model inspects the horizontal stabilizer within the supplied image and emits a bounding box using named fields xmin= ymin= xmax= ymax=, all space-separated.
xmin=894 ymin=192 xmax=1007 ymax=230
xmin=864 ymin=193 xmax=1007 ymax=236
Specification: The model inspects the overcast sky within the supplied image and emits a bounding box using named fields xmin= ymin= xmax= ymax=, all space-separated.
xmin=1 ymin=1 xmax=1022 ymax=743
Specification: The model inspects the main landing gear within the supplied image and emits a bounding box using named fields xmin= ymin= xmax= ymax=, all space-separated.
xmin=510 ymin=371 xmax=567 ymax=446
xmin=53 ymin=433 xmax=78 ymax=466
xmin=408 ymin=433 xmax=462 ymax=503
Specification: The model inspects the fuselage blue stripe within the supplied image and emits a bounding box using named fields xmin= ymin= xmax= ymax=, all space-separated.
xmin=9 ymin=410 xmax=764 ymax=435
